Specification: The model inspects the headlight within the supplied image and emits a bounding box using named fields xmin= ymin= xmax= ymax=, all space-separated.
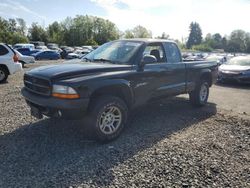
xmin=52 ymin=85 xmax=80 ymax=99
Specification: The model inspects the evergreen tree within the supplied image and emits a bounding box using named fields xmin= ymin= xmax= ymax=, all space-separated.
xmin=186 ymin=22 xmax=202 ymax=49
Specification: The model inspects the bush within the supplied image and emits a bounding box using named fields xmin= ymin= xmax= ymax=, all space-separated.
xmin=85 ymin=38 xmax=98 ymax=45
xmin=192 ymin=44 xmax=213 ymax=52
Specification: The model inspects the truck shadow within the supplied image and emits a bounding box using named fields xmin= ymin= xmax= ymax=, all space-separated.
xmin=0 ymin=96 xmax=217 ymax=187
xmin=0 ymin=80 xmax=8 ymax=84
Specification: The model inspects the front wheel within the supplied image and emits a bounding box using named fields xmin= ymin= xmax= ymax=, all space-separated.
xmin=88 ymin=96 xmax=128 ymax=142
xmin=189 ymin=80 xmax=209 ymax=107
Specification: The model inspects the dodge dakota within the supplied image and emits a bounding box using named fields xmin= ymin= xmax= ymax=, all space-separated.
xmin=21 ymin=39 xmax=218 ymax=142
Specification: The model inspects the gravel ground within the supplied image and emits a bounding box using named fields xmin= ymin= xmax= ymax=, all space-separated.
xmin=0 ymin=61 xmax=249 ymax=187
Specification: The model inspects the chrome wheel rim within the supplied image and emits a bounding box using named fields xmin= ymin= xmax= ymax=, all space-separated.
xmin=200 ymin=83 xmax=208 ymax=102
xmin=0 ymin=70 xmax=5 ymax=81
xmin=99 ymin=106 xmax=122 ymax=135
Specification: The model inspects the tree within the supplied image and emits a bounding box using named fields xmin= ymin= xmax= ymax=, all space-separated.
xmin=245 ymin=33 xmax=250 ymax=53
xmin=221 ymin=37 xmax=227 ymax=50
xmin=212 ymin=33 xmax=223 ymax=49
xmin=47 ymin=21 xmax=64 ymax=44
xmin=132 ymin=25 xmax=152 ymax=38
xmin=225 ymin=30 xmax=248 ymax=53
xmin=11 ymin=32 xmax=28 ymax=44
xmin=8 ymin=18 xmax=17 ymax=33
xmin=124 ymin=30 xmax=134 ymax=38
xmin=28 ymin=23 xmax=48 ymax=43
xmin=192 ymin=44 xmax=212 ymax=52
xmin=85 ymin=38 xmax=98 ymax=45
xmin=93 ymin=17 xmax=119 ymax=44
xmin=0 ymin=17 xmax=10 ymax=43
xmin=186 ymin=22 xmax=202 ymax=49
xmin=16 ymin=18 xmax=27 ymax=36
xmin=59 ymin=15 xmax=119 ymax=46
xmin=123 ymin=25 xmax=152 ymax=39
xmin=0 ymin=17 xmax=28 ymax=44
xmin=157 ymin=32 xmax=170 ymax=39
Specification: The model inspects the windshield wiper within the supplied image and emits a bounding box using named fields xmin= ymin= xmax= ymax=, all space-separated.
xmin=93 ymin=58 xmax=114 ymax=63
xmin=93 ymin=58 xmax=122 ymax=64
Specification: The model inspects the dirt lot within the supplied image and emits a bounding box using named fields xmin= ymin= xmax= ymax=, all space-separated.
xmin=0 ymin=60 xmax=249 ymax=187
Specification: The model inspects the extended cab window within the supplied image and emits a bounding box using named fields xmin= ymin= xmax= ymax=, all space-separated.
xmin=143 ymin=43 xmax=166 ymax=63
xmin=164 ymin=43 xmax=182 ymax=63
xmin=0 ymin=45 xmax=9 ymax=56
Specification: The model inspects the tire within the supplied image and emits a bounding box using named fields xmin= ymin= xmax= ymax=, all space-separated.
xmin=0 ymin=67 xmax=8 ymax=83
xmin=189 ymin=80 xmax=209 ymax=107
xmin=88 ymin=96 xmax=128 ymax=142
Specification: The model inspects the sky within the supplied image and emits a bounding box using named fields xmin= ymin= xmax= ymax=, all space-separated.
xmin=0 ymin=0 xmax=250 ymax=41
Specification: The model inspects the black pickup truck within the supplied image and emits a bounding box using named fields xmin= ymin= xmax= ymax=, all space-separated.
xmin=22 ymin=39 xmax=218 ymax=141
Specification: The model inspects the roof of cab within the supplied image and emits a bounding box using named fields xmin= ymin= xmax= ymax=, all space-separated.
xmin=117 ymin=38 xmax=176 ymax=44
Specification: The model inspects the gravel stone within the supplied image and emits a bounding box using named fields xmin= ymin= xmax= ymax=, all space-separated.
xmin=0 ymin=60 xmax=249 ymax=187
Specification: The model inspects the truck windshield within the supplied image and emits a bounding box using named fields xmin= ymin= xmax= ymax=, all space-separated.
xmin=83 ymin=41 xmax=142 ymax=64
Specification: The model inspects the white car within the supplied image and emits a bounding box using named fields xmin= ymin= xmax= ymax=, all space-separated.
xmin=0 ymin=44 xmax=22 ymax=83
xmin=36 ymin=46 xmax=48 ymax=50
xmin=13 ymin=43 xmax=35 ymax=50
xmin=14 ymin=50 xmax=35 ymax=67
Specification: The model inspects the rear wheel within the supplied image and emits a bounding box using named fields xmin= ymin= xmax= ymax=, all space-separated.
xmin=0 ymin=67 xmax=8 ymax=83
xmin=189 ymin=80 xmax=209 ymax=107
xmin=88 ymin=96 xmax=128 ymax=142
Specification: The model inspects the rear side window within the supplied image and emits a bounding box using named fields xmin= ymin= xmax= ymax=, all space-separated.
xmin=0 ymin=45 xmax=9 ymax=56
xmin=164 ymin=43 xmax=182 ymax=63
xmin=143 ymin=43 xmax=166 ymax=63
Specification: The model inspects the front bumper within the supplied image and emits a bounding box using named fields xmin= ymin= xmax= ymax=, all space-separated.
xmin=218 ymin=72 xmax=250 ymax=84
xmin=9 ymin=62 xmax=22 ymax=74
xmin=21 ymin=88 xmax=90 ymax=119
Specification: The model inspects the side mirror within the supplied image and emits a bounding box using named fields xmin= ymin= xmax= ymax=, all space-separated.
xmin=139 ymin=55 xmax=157 ymax=70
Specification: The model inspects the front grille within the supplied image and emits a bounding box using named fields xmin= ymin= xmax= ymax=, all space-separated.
xmin=24 ymin=74 xmax=51 ymax=96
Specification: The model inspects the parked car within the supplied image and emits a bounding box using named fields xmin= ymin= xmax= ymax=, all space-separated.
xmin=66 ymin=49 xmax=90 ymax=59
xmin=30 ymin=41 xmax=45 ymax=48
xmin=65 ymin=52 xmax=80 ymax=59
xmin=60 ymin=47 xmax=75 ymax=59
xmin=21 ymin=39 xmax=218 ymax=142
xmin=218 ymin=56 xmax=250 ymax=84
xmin=82 ymin=45 xmax=93 ymax=51
xmin=35 ymin=46 xmax=48 ymax=50
xmin=206 ymin=55 xmax=227 ymax=65
xmin=14 ymin=50 xmax=35 ymax=67
xmin=0 ymin=43 xmax=22 ymax=83
xmin=47 ymin=43 xmax=62 ymax=52
xmin=47 ymin=43 xmax=59 ymax=49
xmin=31 ymin=50 xmax=60 ymax=60
xmin=13 ymin=43 xmax=35 ymax=50
xmin=16 ymin=48 xmax=40 ymax=56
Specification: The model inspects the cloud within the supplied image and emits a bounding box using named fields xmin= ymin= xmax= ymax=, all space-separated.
xmin=0 ymin=0 xmax=45 ymax=21
xmin=91 ymin=0 xmax=250 ymax=40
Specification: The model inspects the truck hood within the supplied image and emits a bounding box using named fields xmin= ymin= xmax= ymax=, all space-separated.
xmin=26 ymin=62 xmax=133 ymax=80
